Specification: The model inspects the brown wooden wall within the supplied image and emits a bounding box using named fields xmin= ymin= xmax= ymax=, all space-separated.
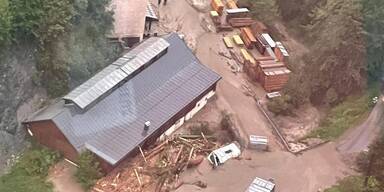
xmin=25 ymin=82 xmax=218 ymax=173
xmin=26 ymin=121 xmax=79 ymax=161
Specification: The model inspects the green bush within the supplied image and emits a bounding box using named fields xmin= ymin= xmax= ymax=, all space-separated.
xmin=189 ymin=121 xmax=213 ymax=135
xmin=220 ymin=111 xmax=233 ymax=130
xmin=267 ymin=95 xmax=294 ymax=115
xmin=75 ymin=151 xmax=103 ymax=190
xmin=324 ymin=176 xmax=379 ymax=192
xmin=307 ymin=94 xmax=371 ymax=140
xmin=0 ymin=147 xmax=61 ymax=192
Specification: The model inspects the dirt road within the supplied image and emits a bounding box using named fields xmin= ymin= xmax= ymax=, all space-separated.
xmin=177 ymin=143 xmax=351 ymax=192
xmin=48 ymin=160 xmax=84 ymax=192
xmin=337 ymin=98 xmax=384 ymax=153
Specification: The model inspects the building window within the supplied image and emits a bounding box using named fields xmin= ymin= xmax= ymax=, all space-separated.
xmin=27 ymin=129 xmax=33 ymax=136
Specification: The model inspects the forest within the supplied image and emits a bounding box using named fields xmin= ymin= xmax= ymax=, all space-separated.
xmin=0 ymin=0 xmax=120 ymax=175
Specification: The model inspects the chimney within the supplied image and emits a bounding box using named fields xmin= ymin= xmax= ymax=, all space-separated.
xmin=144 ymin=121 xmax=151 ymax=132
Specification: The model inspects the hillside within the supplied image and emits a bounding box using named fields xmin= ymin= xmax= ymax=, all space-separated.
xmin=0 ymin=0 xmax=121 ymax=172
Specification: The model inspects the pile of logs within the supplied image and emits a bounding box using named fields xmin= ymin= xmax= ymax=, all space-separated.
xmin=93 ymin=134 xmax=219 ymax=192
xmin=228 ymin=17 xmax=254 ymax=27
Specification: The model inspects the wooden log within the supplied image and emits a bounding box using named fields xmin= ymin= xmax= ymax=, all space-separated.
xmin=138 ymin=146 xmax=147 ymax=163
xmin=134 ymin=168 xmax=143 ymax=187
xmin=185 ymin=147 xmax=195 ymax=170
xmin=173 ymin=145 xmax=184 ymax=164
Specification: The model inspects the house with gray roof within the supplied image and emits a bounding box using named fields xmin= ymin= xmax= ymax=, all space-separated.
xmin=23 ymin=33 xmax=221 ymax=172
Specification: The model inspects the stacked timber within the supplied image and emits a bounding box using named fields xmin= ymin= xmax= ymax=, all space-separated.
xmin=217 ymin=24 xmax=233 ymax=32
xmin=228 ymin=17 xmax=254 ymax=27
xmin=211 ymin=0 xmax=224 ymax=15
xmin=226 ymin=0 xmax=238 ymax=9
xmin=226 ymin=8 xmax=250 ymax=21
xmin=240 ymin=49 xmax=256 ymax=65
xmin=223 ymin=36 xmax=234 ymax=48
xmin=260 ymin=67 xmax=291 ymax=92
xmin=240 ymin=49 xmax=258 ymax=80
xmin=255 ymin=33 xmax=275 ymax=55
xmin=210 ymin=11 xmax=221 ymax=25
xmin=255 ymin=35 xmax=268 ymax=55
xmin=248 ymin=58 xmax=290 ymax=92
xmin=240 ymin=27 xmax=257 ymax=49
xmin=256 ymin=60 xmax=284 ymax=80
xmin=233 ymin=35 xmax=244 ymax=46
xmin=254 ymin=56 xmax=275 ymax=62
xmin=275 ymin=42 xmax=289 ymax=62
xmin=250 ymin=21 xmax=268 ymax=36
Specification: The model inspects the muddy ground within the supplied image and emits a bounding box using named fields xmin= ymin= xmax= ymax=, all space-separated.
xmin=49 ymin=0 xmax=376 ymax=191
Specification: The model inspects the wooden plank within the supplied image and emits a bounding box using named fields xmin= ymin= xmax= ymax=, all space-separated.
xmin=233 ymin=35 xmax=244 ymax=45
xmin=226 ymin=0 xmax=238 ymax=9
xmin=240 ymin=49 xmax=255 ymax=64
xmin=223 ymin=36 xmax=234 ymax=48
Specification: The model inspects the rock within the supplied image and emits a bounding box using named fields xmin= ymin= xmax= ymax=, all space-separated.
xmin=187 ymin=155 xmax=204 ymax=168
xmin=301 ymin=138 xmax=324 ymax=146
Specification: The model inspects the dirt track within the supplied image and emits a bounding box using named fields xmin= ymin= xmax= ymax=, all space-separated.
xmin=337 ymin=98 xmax=384 ymax=153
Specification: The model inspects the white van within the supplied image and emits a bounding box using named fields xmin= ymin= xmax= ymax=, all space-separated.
xmin=207 ymin=143 xmax=241 ymax=167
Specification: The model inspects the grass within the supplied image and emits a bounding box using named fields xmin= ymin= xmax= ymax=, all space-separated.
xmin=324 ymin=176 xmax=379 ymax=192
xmin=306 ymin=85 xmax=380 ymax=140
xmin=0 ymin=146 xmax=61 ymax=192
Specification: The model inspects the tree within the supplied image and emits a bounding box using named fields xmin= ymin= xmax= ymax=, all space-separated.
xmin=363 ymin=0 xmax=384 ymax=82
xmin=0 ymin=0 xmax=11 ymax=45
xmin=357 ymin=135 xmax=384 ymax=191
xmin=75 ymin=151 xmax=104 ymax=190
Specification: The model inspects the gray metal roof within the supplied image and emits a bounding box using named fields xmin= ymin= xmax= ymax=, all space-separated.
xmin=63 ymin=37 xmax=169 ymax=109
xmin=27 ymin=33 xmax=220 ymax=165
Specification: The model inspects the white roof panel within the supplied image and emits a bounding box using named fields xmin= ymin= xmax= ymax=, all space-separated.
xmin=261 ymin=33 xmax=276 ymax=48
xmin=63 ymin=37 xmax=169 ymax=109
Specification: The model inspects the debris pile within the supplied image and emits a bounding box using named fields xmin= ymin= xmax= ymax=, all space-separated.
xmin=93 ymin=134 xmax=219 ymax=192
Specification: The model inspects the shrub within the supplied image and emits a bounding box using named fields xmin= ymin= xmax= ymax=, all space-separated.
xmin=220 ymin=111 xmax=233 ymax=130
xmin=75 ymin=151 xmax=103 ymax=190
xmin=267 ymin=95 xmax=294 ymax=115
xmin=189 ymin=121 xmax=213 ymax=135
xmin=324 ymin=176 xmax=379 ymax=192
xmin=0 ymin=147 xmax=61 ymax=192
